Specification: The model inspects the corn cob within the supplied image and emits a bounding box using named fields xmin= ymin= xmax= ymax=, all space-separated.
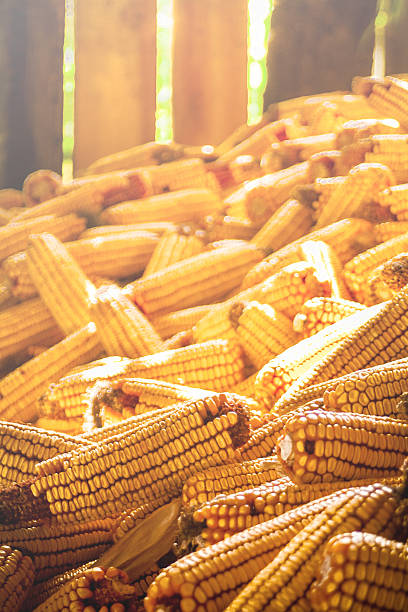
xmin=144 ymin=485 xmax=373 ymax=612
xmin=367 ymin=252 xmax=408 ymax=304
xmin=100 ymin=188 xmax=224 ymax=226
xmin=250 ymin=199 xmax=313 ymax=253
xmin=293 ymin=296 xmax=366 ymax=338
xmin=343 ymin=231 xmax=408 ymax=303
xmin=0 ymin=322 xmax=102 ymax=422
xmin=336 ymin=117 xmax=402 ymax=148
xmin=309 ymin=531 xmax=408 ymax=612
xmin=277 ymin=408 xmax=408 ymax=484
xmin=160 ymin=329 xmax=194 ymax=351
xmin=255 ymin=303 xmax=383 ymax=410
xmin=80 ymin=221 xmax=176 ymax=238
xmin=144 ymin=157 xmax=219 ymax=194
xmin=151 ymin=304 xmax=213 ymax=340
xmin=0 ymin=213 xmax=85 ymax=263
xmin=315 ymin=162 xmax=395 ymax=229
xmin=0 ymin=517 xmax=114 ymax=582
xmin=0 ymin=188 xmax=24 ymax=209
xmin=26 ymin=232 xmax=96 ymax=335
xmin=241 ymin=218 xmax=376 ymax=290
xmin=0 ymin=545 xmax=35 ymax=612
xmin=203 ymin=214 xmax=257 ymax=242
xmin=306 ymin=150 xmax=342 ymax=182
xmin=299 ymin=239 xmax=351 ymax=299
xmin=89 ymin=284 xmax=164 ymax=358
xmin=143 ymin=225 xmax=205 ymax=278
xmin=0 ymin=297 xmax=63 ymax=361
xmin=228 ymin=162 xmax=310 ymax=226
xmin=41 ymin=340 xmax=246 ymax=422
xmin=359 ymin=76 xmax=408 ymax=130
xmin=0 ymin=420 xmax=92 ymax=486
xmin=225 ymin=482 xmax=401 ymax=612
xmin=25 ymin=393 xmax=251 ymax=524
xmin=192 ymin=476 xmax=400 ymax=547
xmin=261 ymin=133 xmax=337 ymax=172
xmin=22 ymin=168 xmax=62 ymax=206
xmin=374 ymin=220 xmax=408 ymax=242
xmin=34 ymin=416 xmax=86 ymax=436
xmin=377 ymin=182 xmax=408 ymax=222
xmin=298 ymin=176 xmax=345 ymax=221
xmin=123 ymin=242 xmax=264 ymax=317
xmin=3 ymin=231 xmax=159 ymax=300
xmin=231 ymin=300 xmax=299 ymax=370
xmin=208 ymin=157 xmax=262 ymax=192
xmin=230 ymin=371 xmax=258 ymax=399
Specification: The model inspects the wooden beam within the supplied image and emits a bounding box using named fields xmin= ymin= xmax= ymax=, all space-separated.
xmin=0 ymin=0 xmax=64 ymax=189
xmin=173 ymin=0 xmax=248 ymax=146
xmin=74 ymin=0 xmax=157 ymax=174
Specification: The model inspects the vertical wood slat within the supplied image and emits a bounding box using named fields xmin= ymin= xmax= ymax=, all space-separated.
xmin=173 ymin=0 xmax=248 ymax=146
xmin=74 ymin=0 xmax=157 ymax=174
xmin=0 ymin=0 xmax=64 ymax=189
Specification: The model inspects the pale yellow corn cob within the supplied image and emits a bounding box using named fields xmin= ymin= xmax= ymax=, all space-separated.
xmin=232 ymin=300 xmax=299 ymax=370
xmin=203 ymin=214 xmax=257 ymax=242
xmin=0 ymin=297 xmax=63 ymax=361
xmin=364 ymin=133 xmax=408 ymax=182
xmin=377 ymin=182 xmax=408 ymax=221
xmin=230 ymin=372 xmax=258 ymax=398
xmin=336 ymin=117 xmax=402 ymax=148
xmin=22 ymin=168 xmax=62 ymax=206
xmin=315 ymin=162 xmax=395 ymax=229
xmin=146 ymin=157 xmax=220 ymax=194
xmin=192 ymin=301 xmax=241 ymax=345
xmin=26 ymin=233 xmax=96 ymax=335
xmin=143 ymin=226 xmax=205 ymax=277
xmin=89 ymin=284 xmax=165 ymax=358
xmin=100 ymin=188 xmax=224 ymax=225
xmin=255 ymin=303 xmax=384 ymax=409
xmin=0 ymin=213 xmax=86 ymax=262
xmin=299 ymin=239 xmax=352 ymax=299
xmin=250 ymin=198 xmax=313 ymax=253
xmin=374 ymin=220 xmax=408 ymax=242
xmin=241 ymin=218 xmax=376 ymax=290
xmin=0 ymin=323 xmax=102 ymax=422
xmin=293 ymin=296 xmax=366 ymax=338
xmin=261 ymin=133 xmax=337 ymax=172
xmin=123 ymin=242 xmax=264 ymax=317
xmin=302 ymin=176 xmax=346 ymax=221
xmin=151 ymin=304 xmax=213 ymax=339
xmin=160 ymin=329 xmax=193 ymax=351
xmin=79 ymin=221 xmax=176 ymax=238
xmin=343 ymin=230 xmax=408 ymax=303
xmin=217 ymin=118 xmax=292 ymax=164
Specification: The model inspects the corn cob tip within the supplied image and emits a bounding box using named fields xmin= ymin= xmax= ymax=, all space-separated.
xmin=0 ymin=479 xmax=51 ymax=525
xmin=228 ymin=301 xmax=247 ymax=329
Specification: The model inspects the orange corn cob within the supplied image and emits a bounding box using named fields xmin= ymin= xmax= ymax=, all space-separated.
xmin=100 ymin=188 xmax=224 ymax=225
xmin=374 ymin=220 xmax=408 ymax=242
xmin=146 ymin=157 xmax=220 ymax=194
xmin=143 ymin=225 xmax=205 ymax=277
xmin=123 ymin=242 xmax=264 ymax=317
xmin=309 ymin=531 xmax=408 ymax=612
xmin=250 ymin=198 xmax=313 ymax=253
xmin=315 ymin=162 xmax=395 ymax=229
xmin=293 ymin=296 xmax=366 ymax=338
xmin=88 ymin=284 xmax=164 ymax=358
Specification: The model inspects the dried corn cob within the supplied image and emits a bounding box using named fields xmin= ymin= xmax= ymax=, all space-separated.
xmin=27 ymin=393 xmax=251 ymax=524
xmin=225 ymin=482 xmax=401 ymax=611
xmin=255 ymin=304 xmax=383 ymax=410
xmin=100 ymin=188 xmax=224 ymax=226
xmin=241 ymin=218 xmax=376 ymax=290
xmin=306 ymin=150 xmax=342 ymax=182
xmin=193 ymin=476 xmax=400 ymax=546
xmin=144 ymin=485 xmax=374 ymax=612
xmin=261 ymin=133 xmax=337 ymax=172
xmin=315 ymin=162 xmax=395 ymax=229
xmin=80 ymin=221 xmax=175 ymax=238
xmin=377 ymin=182 xmax=408 ymax=221
xmin=0 ymin=213 xmax=86 ymax=262
xmin=374 ymin=220 xmax=408 ymax=242
xmin=367 ymin=252 xmax=408 ymax=304
xmin=143 ymin=225 xmax=205 ymax=277
xmin=123 ymin=242 xmax=264 ymax=317
xmin=299 ymin=176 xmax=345 ymax=221
xmin=293 ymin=296 xmax=366 ymax=338
xmin=227 ymin=162 xmax=310 ymax=226
xmin=231 ymin=300 xmax=299 ymax=370
xmin=0 ymin=545 xmax=35 ymax=612
xmin=0 ymin=188 xmax=24 ymax=209
xmin=363 ymin=134 xmax=408 ymax=183
xmin=146 ymin=157 xmax=219 ymax=194
xmin=151 ymin=304 xmax=213 ymax=339
xmin=360 ymin=76 xmax=408 ymax=130
xmin=343 ymin=230 xmax=408 ymax=303
xmin=160 ymin=329 xmax=194 ymax=351
xmin=309 ymin=531 xmax=408 ymax=612
xmin=26 ymin=233 xmax=96 ymax=335
xmin=299 ymin=239 xmax=351 ymax=299
xmin=89 ymin=284 xmax=164 ymax=358
xmin=22 ymin=168 xmax=62 ymax=206
xmin=250 ymin=198 xmax=313 ymax=253
xmin=0 ymin=421 xmax=92 ymax=486
xmin=0 ymin=322 xmax=102 ymax=422
xmin=0 ymin=517 xmax=114 ymax=582
xmin=0 ymin=297 xmax=63 ymax=362
xmin=336 ymin=117 xmax=402 ymax=148
xmin=192 ymin=300 xmax=241 ymax=345
xmin=203 ymin=214 xmax=257 ymax=242
xmin=230 ymin=372 xmax=258 ymax=398
xmin=277 ymin=408 xmax=408 ymax=484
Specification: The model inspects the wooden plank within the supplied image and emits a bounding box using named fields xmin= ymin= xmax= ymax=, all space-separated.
xmin=74 ymin=0 xmax=157 ymax=174
xmin=173 ymin=0 xmax=248 ymax=146
xmin=0 ymin=0 xmax=64 ymax=189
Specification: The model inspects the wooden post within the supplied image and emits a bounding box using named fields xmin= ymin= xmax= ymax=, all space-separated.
xmin=74 ymin=0 xmax=157 ymax=174
xmin=173 ymin=0 xmax=248 ymax=146
xmin=0 ymin=0 xmax=64 ymax=189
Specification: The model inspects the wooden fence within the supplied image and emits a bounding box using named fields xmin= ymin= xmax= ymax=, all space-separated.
xmin=0 ymin=0 xmax=249 ymax=189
